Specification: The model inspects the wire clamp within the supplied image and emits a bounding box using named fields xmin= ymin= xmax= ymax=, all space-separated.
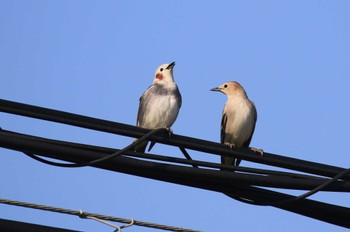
xmin=79 ymin=210 xmax=134 ymax=231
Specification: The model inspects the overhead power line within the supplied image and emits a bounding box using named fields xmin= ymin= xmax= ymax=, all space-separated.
xmin=0 ymin=99 xmax=350 ymax=229
xmin=0 ymin=198 xmax=199 ymax=232
xmin=0 ymin=99 xmax=348 ymax=180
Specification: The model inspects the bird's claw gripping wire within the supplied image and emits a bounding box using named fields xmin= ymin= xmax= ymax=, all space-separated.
xmin=250 ymin=147 xmax=264 ymax=157
xmin=148 ymin=127 xmax=173 ymax=152
xmin=224 ymin=142 xmax=236 ymax=150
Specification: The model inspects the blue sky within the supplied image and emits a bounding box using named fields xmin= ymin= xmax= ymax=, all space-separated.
xmin=1 ymin=1 xmax=350 ymax=231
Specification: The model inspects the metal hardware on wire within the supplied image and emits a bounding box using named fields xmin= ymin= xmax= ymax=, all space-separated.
xmin=79 ymin=210 xmax=134 ymax=232
xmin=0 ymin=198 xmax=200 ymax=232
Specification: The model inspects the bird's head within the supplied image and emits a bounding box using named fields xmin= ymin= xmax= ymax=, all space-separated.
xmin=153 ymin=62 xmax=176 ymax=84
xmin=210 ymin=81 xmax=247 ymax=97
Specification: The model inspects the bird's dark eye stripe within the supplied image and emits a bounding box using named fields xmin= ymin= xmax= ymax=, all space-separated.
xmin=224 ymin=84 xmax=228 ymax=88
xmin=160 ymin=68 xmax=164 ymax=72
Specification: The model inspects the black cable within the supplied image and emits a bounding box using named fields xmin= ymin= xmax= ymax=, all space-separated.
xmin=1 ymin=128 xmax=349 ymax=192
xmin=270 ymin=168 xmax=350 ymax=205
xmin=1 ymin=99 xmax=349 ymax=180
xmin=2 ymin=99 xmax=350 ymax=228
xmin=24 ymin=128 xmax=167 ymax=168
xmin=226 ymin=169 xmax=350 ymax=206
xmin=0 ymin=128 xmax=324 ymax=181
xmin=1 ymin=129 xmax=350 ymax=228
xmin=179 ymin=147 xmax=198 ymax=168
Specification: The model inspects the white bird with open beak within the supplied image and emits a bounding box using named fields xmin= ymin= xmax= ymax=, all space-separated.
xmin=134 ymin=62 xmax=182 ymax=152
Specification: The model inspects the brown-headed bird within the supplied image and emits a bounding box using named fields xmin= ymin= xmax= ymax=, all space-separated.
xmin=211 ymin=81 xmax=261 ymax=167
xmin=134 ymin=62 xmax=182 ymax=152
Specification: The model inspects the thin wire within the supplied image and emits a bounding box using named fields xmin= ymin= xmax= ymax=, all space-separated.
xmin=23 ymin=128 xmax=167 ymax=168
xmin=0 ymin=198 xmax=200 ymax=232
xmin=127 ymin=151 xmax=325 ymax=180
xmin=270 ymin=168 xmax=350 ymax=205
xmin=179 ymin=147 xmax=198 ymax=168
xmin=231 ymin=168 xmax=350 ymax=206
xmin=80 ymin=211 xmax=123 ymax=231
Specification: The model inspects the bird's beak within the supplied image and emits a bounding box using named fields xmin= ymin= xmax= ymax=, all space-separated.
xmin=210 ymin=87 xmax=222 ymax=92
xmin=166 ymin=62 xmax=176 ymax=70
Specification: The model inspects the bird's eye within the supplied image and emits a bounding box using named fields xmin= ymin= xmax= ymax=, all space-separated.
xmin=224 ymin=84 xmax=228 ymax=88
xmin=160 ymin=68 xmax=164 ymax=72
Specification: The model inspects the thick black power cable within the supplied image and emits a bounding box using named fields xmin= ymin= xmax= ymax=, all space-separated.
xmin=24 ymin=128 xmax=168 ymax=168
xmin=226 ymin=168 xmax=350 ymax=206
xmin=1 ymin=129 xmax=350 ymax=228
xmin=1 ymin=100 xmax=350 ymax=228
xmin=1 ymin=128 xmax=349 ymax=192
xmin=4 ymin=128 xmax=347 ymax=192
xmin=270 ymin=168 xmax=350 ymax=205
xmin=175 ymin=144 xmax=350 ymax=205
xmin=0 ymin=127 xmax=324 ymax=181
xmin=1 ymin=99 xmax=349 ymax=180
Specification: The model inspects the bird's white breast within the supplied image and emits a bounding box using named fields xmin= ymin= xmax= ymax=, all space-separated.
xmin=142 ymin=94 xmax=180 ymax=129
xmin=224 ymin=97 xmax=255 ymax=147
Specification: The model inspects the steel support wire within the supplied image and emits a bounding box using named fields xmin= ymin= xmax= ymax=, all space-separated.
xmin=0 ymin=198 xmax=199 ymax=232
xmin=0 ymin=130 xmax=350 ymax=228
xmin=0 ymin=99 xmax=349 ymax=181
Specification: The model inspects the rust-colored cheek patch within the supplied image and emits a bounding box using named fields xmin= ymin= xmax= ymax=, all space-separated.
xmin=156 ymin=73 xmax=163 ymax=80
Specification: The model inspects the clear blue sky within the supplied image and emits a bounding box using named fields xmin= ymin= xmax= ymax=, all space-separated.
xmin=1 ymin=1 xmax=350 ymax=231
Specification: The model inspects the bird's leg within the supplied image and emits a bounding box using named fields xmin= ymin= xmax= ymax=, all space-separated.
xmin=224 ymin=142 xmax=236 ymax=150
xmin=148 ymin=127 xmax=173 ymax=152
xmin=223 ymin=143 xmax=241 ymax=166
xmin=163 ymin=127 xmax=173 ymax=138
xmin=250 ymin=147 xmax=264 ymax=156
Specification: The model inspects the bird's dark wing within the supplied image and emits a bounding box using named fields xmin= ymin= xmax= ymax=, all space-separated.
xmin=242 ymin=102 xmax=257 ymax=148
xmin=135 ymin=85 xmax=154 ymax=153
xmin=136 ymin=85 xmax=153 ymax=127
xmin=174 ymin=86 xmax=182 ymax=109
xmin=220 ymin=111 xmax=228 ymax=144
xmin=220 ymin=111 xmax=235 ymax=166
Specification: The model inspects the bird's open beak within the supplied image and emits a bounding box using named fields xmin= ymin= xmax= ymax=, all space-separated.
xmin=166 ymin=62 xmax=176 ymax=70
xmin=210 ymin=87 xmax=221 ymax=92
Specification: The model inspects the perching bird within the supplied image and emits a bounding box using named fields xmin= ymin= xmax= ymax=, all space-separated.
xmin=211 ymin=81 xmax=261 ymax=167
xmin=134 ymin=62 xmax=182 ymax=152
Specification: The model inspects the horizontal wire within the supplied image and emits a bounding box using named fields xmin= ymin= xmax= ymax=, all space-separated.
xmin=1 ymin=98 xmax=349 ymax=180
xmin=0 ymin=127 xmax=327 ymax=181
xmin=24 ymin=128 xmax=167 ymax=168
xmin=1 ymin=99 xmax=350 ymax=228
xmin=1 ymin=129 xmax=350 ymax=228
xmin=0 ymin=198 xmax=199 ymax=232
xmin=226 ymin=168 xmax=350 ymax=206
xmin=2 ymin=128 xmax=349 ymax=192
xmin=25 ymin=150 xmax=347 ymax=200
xmin=4 ymin=127 xmax=333 ymax=186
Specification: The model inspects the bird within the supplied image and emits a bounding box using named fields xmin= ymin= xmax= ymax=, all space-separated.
xmin=211 ymin=81 xmax=262 ymax=167
xmin=134 ymin=62 xmax=182 ymax=152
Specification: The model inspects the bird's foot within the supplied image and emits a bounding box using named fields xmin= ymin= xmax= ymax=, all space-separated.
xmin=162 ymin=127 xmax=173 ymax=138
xmin=250 ymin=147 xmax=264 ymax=156
xmin=224 ymin=142 xmax=236 ymax=150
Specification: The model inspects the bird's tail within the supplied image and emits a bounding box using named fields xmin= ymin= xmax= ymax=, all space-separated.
xmin=221 ymin=156 xmax=241 ymax=171
xmin=133 ymin=138 xmax=148 ymax=153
